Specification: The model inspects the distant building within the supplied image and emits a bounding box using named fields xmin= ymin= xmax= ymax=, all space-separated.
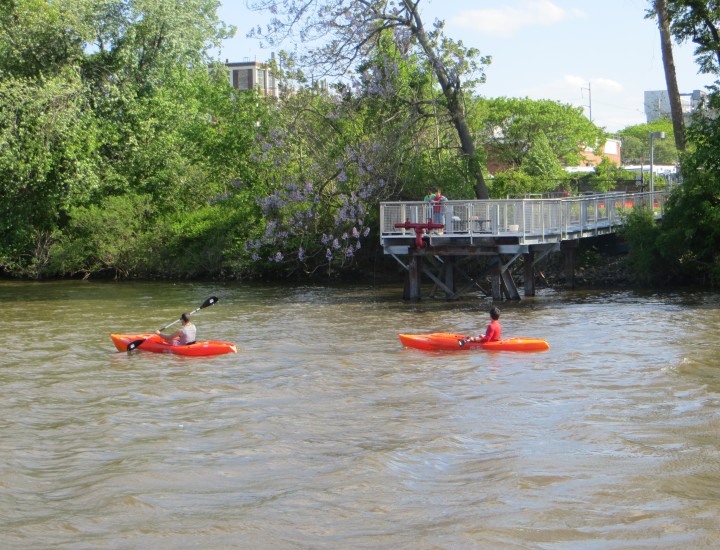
xmin=578 ymin=138 xmax=622 ymax=167
xmin=225 ymin=59 xmax=279 ymax=97
xmin=644 ymin=89 xmax=706 ymax=124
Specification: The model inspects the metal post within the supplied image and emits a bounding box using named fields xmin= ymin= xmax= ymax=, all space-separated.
xmin=650 ymin=133 xmax=655 ymax=197
xmin=649 ymin=131 xmax=666 ymax=207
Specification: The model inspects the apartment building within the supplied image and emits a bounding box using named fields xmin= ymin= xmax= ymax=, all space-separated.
xmin=644 ymin=89 xmax=706 ymax=124
xmin=225 ymin=59 xmax=279 ymax=97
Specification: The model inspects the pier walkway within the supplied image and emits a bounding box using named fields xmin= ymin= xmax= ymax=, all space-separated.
xmin=380 ymin=191 xmax=669 ymax=300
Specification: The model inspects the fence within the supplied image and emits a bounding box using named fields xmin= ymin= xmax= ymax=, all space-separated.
xmin=380 ymin=191 xmax=668 ymax=246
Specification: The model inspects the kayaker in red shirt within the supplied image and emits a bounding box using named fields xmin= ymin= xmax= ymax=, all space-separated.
xmin=468 ymin=307 xmax=502 ymax=343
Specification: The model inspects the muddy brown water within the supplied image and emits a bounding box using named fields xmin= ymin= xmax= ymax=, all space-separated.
xmin=2 ymin=280 xmax=719 ymax=549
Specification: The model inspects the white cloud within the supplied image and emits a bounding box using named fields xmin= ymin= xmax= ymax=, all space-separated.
xmin=591 ymin=77 xmax=624 ymax=94
xmin=451 ymin=1 xmax=587 ymax=37
xmin=518 ymin=75 xmax=624 ymax=101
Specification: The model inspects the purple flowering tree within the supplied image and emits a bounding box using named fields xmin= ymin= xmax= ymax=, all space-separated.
xmin=247 ymin=0 xmax=492 ymax=199
xmin=245 ymin=85 xmax=397 ymax=274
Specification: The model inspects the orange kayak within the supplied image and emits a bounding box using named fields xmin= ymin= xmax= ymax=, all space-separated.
xmin=399 ymin=333 xmax=549 ymax=352
xmin=110 ymin=333 xmax=237 ymax=356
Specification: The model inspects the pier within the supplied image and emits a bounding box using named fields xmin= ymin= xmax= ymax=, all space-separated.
xmin=380 ymin=191 xmax=669 ymax=300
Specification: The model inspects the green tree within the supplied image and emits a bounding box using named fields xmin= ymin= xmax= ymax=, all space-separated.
xmin=663 ymin=1 xmax=720 ymax=76
xmin=475 ymin=97 xmax=605 ymax=169
xmin=247 ymin=0 xmax=493 ymax=198
xmin=616 ymin=119 xmax=678 ymax=165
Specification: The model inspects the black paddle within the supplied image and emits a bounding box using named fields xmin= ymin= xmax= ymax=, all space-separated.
xmin=126 ymin=296 xmax=219 ymax=352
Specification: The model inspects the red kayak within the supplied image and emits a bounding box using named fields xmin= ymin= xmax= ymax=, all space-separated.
xmin=399 ymin=333 xmax=549 ymax=352
xmin=110 ymin=333 xmax=237 ymax=356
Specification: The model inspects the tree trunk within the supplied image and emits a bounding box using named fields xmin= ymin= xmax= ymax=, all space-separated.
xmin=409 ymin=5 xmax=490 ymax=199
xmin=655 ymin=0 xmax=686 ymax=151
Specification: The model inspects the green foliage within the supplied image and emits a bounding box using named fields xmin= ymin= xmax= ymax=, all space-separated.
xmin=652 ymin=99 xmax=720 ymax=285
xmin=488 ymin=169 xmax=535 ymax=198
xmin=615 ymin=119 xmax=678 ymax=164
xmin=585 ymin=159 xmax=639 ymax=193
xmin=249 ymin=0 xmax=493 ymax=198
xmin=48 ymin=194 xmax=156 ymax=278
xmin=475 ymin=97 xmax=605 ymax=168
xmin=157 ymin=196 xmax=264 ymax=278
xmin=0 ymin=0 xmax=88 ymax=78
xmin=0 ymin=70 xmax=101 ymax=273
xmin=662 ymin=1 xmax=720 ymax=76
xmin=0 ymin=1 xmax=272 ymax=278
xmin=619 ymin=208 xmax=661 ymax=283
xmin=521 ymin=132 xmax=567 ymax=179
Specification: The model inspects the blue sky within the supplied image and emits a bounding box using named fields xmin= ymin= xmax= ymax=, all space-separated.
xmin=216 ymin=0 xmax=713 ymax=132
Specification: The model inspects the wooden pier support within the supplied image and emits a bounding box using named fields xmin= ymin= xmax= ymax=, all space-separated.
xmin=524 ymin=249 xmax=536 ymax=296
xmin=403 ymin=255 xmax=423 ymax=301
xmin=444 ymin=256 xmax=456 ymax=299
xmin=396 ymin=242 xmax=560 ymax=301
xmin=562 ymin=240 xmax=578 ymax=289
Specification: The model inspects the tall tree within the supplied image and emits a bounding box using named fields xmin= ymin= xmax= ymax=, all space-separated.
xmin=247 ymin=0 xmax=493 ymax=198
xmin=652 ymin=0 xmax=686 ymax=151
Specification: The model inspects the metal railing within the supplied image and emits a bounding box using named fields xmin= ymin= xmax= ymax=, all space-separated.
xmin=380 ymin=191 xmax=669 ymax=246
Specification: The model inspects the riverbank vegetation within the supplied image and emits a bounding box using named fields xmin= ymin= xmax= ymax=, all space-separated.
xmin=0 ymin=1 xmax=718 ymax=287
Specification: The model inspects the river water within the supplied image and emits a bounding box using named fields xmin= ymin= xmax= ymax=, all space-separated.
xmin=1 ymin=280 xmax=719 ymax=549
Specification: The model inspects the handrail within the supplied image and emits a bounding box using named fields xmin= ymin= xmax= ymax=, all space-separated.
xmin=380 ymin=191 xmax=669 ymax=246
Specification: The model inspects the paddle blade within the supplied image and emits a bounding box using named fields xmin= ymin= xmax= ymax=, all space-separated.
xmin=201 ymin=296 xmax=219 ymax=309
xmin=126 ymin=339 xmax=145 ymax=352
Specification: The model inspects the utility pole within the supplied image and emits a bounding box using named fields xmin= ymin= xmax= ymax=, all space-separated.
xmin=582 ymin=82 xmax=592 ymax=122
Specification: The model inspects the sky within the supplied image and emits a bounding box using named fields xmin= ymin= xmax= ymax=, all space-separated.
xmin=215 ymin=0 xmax=714 ymax=133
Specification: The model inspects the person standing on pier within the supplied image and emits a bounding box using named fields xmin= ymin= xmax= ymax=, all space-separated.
xmin=431 ymin=189 xmax=447 ymax=232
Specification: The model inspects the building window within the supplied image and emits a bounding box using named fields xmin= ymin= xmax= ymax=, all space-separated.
xmin=233 ymin=69 xmax=251 ymax=90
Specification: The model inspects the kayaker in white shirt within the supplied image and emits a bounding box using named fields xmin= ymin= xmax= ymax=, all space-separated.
xmin=156 ymin=313 xmax=197 ymax=345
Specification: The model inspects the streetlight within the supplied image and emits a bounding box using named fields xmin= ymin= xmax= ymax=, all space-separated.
xmin=649 ymin=131 xmax=666 ymax=198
